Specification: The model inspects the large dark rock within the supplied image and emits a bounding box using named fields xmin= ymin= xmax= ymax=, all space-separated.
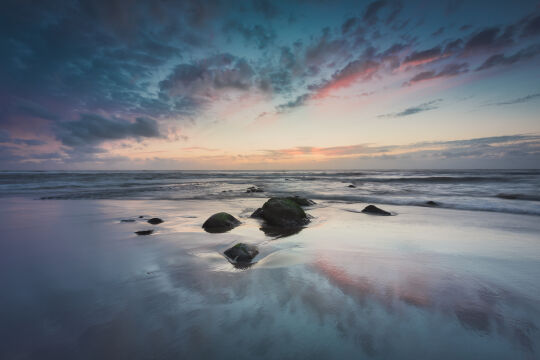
xmin=224 ymin=243 xmax=259 ymax=263
xmin=135 ymin=230 xmax=154 ymax=236
xmin=286 ymin=196 xmax=315 ymax=207
xmin=250 ymin=208 xmax=264 ymax=219
xmin=147 ymin=218 xmax=164 ymax=225
xmin=361 ymin=205 xmax=391 ymax=216
xmin=261 ymin=198 xmax=310 ymax=227
xmin=202 ymin=212 xmax=241 ymax=233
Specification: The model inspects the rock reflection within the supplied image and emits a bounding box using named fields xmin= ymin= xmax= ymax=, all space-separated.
xmin=259 ymin=224 xmax=304 ymax=238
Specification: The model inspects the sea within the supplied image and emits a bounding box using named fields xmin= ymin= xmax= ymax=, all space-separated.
xmin=1 ymin=169 xmax=539 ymax=215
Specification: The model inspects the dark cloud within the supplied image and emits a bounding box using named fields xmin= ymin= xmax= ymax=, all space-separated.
xmin=432 ymin=27 xmax=445 ymax=37
xmin=341 ymin=17 xmax=358 ymax=34
xmin=0 ymin=130 xmax=47 ymax=146
xmin=403 ymin=46 xmax=442 ymax=65
xmin=476 ymin=44 xmax=540 ymax=71
xmin=490 ymin=93 xmax=540 ymax=106
xmin=446 ymin=0 xmax=464 ymax=14
xmin=378 ymin=99 xmax=442 ymax=118
xmin=13 ymin=99 xmax=59 ymax=121
xmin=364 ymin=1 xmax=388 ymax=24
xmin=276 ymin=93 xmax=311 ymax=112
xmin=159 ymin=53 xmax=256 ymax=105
xmin=56 ymin=114 xmax=162 ymax=147
xmin=521 ymin=14 xmax=540 ymax=37
xmin=223 ymin=21 xmax=276 ymax=49
xmin=463 ymin=26 xmax=514 ymax=53
xmin=304 ymin=28 xmax=350 ymax=69
xmin=406 ymin=62 xmax=468 ymax=85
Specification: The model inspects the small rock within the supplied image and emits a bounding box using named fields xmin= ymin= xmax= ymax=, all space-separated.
xmin=347 ymin=184 xmax=356 ymax=188
xmin=425 ymin=201 xmax=439 ymax=206
xmin=138 ymin=216 xmax=144 ymax=218
xmin=202 ymin=212 xmax=241 ymax=233
xmin=120 ymin=219 xmax=135 ymax=223
xmin=361 ymin=205 xmax=391 ymax=216
xmin=246 ymin=186 xmax=264 ymax=193
xmin=135 ymin=230 xmax=154 ymax=236
xmin=250 ymin=208 xmax=264 ymax=219
xmin=147 ymin=218 xmax=164 ymax=225
xmin=224 ymin=243 xmax=259 ymax=263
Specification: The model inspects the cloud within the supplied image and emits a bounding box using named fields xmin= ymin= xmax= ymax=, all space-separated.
xmin=490 ymin=93 xmax=540 ymax=106
xmin=159 ymin=53 xmax=256 ymax=109
xmin=56 ymin=114 xmax=162 ymax=147
xmin=223 ymin=21 xmax=276 ymax=49
xmin=405 ymin=62 xmax=468 ymax=85
xmin=255 ymin=134 xmax=540 ymax=165
xmin=476 ymin=44 xmax=540 ymax=71
xmin=521 ymin=14 xmax=540 ymax=37
xmin=463 ymin=26 xmax=514 ymax=53
xmin=276 ymin=93 xmax=311 ymax=112
xmin=364 ymin=1 xmax=388 ymax=24
xmin=402 ymin=46 xmax=443 ymax=66
xmin=378 ymin=99 xmax=442 ymax=118
xmin=14 ymin=99 xmax=59 ymax=121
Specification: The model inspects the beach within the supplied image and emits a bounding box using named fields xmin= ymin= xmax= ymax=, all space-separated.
xmin=1 ymin=188 xmax=539 ymax=359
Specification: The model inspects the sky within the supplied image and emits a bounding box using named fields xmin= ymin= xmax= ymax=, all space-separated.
xmin=1 ymin=0 xmax=540 ymax=170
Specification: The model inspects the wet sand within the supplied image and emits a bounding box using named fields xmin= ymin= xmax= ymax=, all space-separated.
xmin=1 ymin=197 xmax=539 ymax=359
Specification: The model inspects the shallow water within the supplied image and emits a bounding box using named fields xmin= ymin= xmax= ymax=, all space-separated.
xmin=0 ymin=197 xmax=539 ymax=359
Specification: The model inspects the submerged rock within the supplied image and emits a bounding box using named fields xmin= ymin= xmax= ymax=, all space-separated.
xmin=425 ymin=201 xmax=439 ymax=206
xmin=261 ymin=197 xmax=310 ymax=227
xmin=202 ymin=212 xmax=241 ymax=232
xmin=250 ymin=208 xmax=264 ymax=219
xmin=120 ymin=219 xmax=136 ymax=223
xmin=361 ymin=205 xmax=391 ymax=216
xmin=286 ymin=196 xmax=315 ymax=207
xmin=147 ymin=218 xmax=164 ymax=225
xmin=135 ymin=230 xmax=154 ymax=236
xmin=224 ymin=243 xmax=259 ymax=263
xmin=246 ymin=186 xmax=264 ymax=193
xmin=347 ymin=184 xmax=356 ymax=188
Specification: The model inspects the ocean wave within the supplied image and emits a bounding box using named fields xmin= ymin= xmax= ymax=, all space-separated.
xmin=495 ymin=193 xmax=540 ymax=201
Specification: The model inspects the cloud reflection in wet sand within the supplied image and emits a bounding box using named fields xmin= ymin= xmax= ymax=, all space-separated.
xmin=312 ymin=251 xmax=538 ymax=353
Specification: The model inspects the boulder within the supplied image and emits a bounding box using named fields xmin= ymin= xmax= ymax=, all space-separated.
xmin=147 ymin=218 xmax=164 ymax=225
xmin=261 ymin=197 xmax=310 ymax=227
xmin=286 ymin=195 xmax=315 ymax=207
xmin=202 ymin=212 xmax=241 ymax=232
xmin=361 ymin=205 xmax=391 ymax=216
xmin=250 ymin=208 xmax=264 ymax=219
xmin=135 ymin=230 xmax=154 ymax=236
xmin=224 ymin=243 xmax=259 ymax=263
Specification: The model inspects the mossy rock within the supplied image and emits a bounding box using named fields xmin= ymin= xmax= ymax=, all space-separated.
xmin=286 ymin=196 xmax=315 ymax=207
xmin=361 ymin=205 xmax=391 ymax=216
xmin=250 ymin=208 xmax=264 ymax=219
xmin=224 ymin=243 xmax=259 ymax=263
xmin=202 ymin=212 xmax=241 ymax=233
xmin=261 ymin=197 xmax=309 ymax=227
